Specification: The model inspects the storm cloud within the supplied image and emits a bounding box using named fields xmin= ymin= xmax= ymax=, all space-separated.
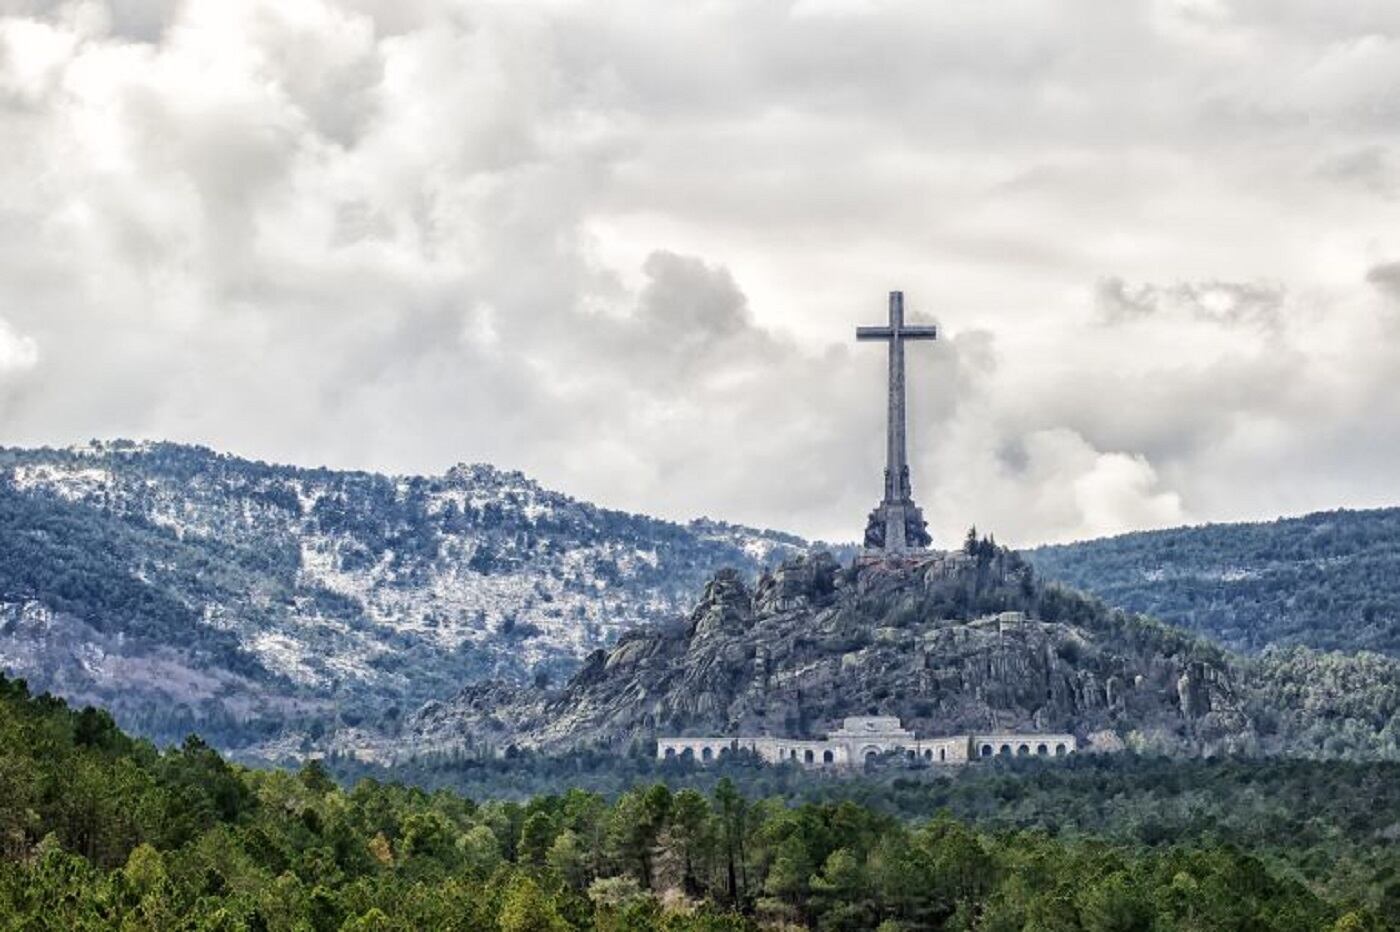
xmin=3 ymin=0 xmax=1400 ymax=545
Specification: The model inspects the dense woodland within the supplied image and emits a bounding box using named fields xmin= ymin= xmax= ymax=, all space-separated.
xmin=1029 ymin=507 xmax=1400 ymax=656
xmin=332 ymin=745 xmax=1400 ymax=918
xmin=1 ymin=675 xmax=1393 ymax=930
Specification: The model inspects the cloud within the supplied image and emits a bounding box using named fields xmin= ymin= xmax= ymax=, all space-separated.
xmin=3 ymin=0 xmax=1400 ymax=547
xmin=1316 ymin=146 xmax=1397 ymax=198
xmin=1366 ymin=261 xmax=1400 ymax=300
xmin=1095 ymin=277 xmax=1287 ymax=331
xmin=0 ymin=318 xmax=37 ymax=374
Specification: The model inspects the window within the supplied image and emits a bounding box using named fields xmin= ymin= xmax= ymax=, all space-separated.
xmin=939 ymin=748 xmax=946 ymax=762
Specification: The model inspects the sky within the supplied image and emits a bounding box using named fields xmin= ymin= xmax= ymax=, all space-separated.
xmin=2 ymin=0 xmax=1400 ymax=546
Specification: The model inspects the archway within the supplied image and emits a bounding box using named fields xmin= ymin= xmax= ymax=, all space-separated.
xmin=701 ymin=747 xmax=713 ymax=762
xmin=1037 ymin=744 xmax=1048 ymax=756
xmin=681 ymin=747 xmax=694 ymax=760
xmin=1055 ymin=743 xmax=1067 ymax=756
xmin=1017 ymin=744 xmax=1030 ymax=756
xmin=822 ymin=750 xmax=834 ymax=764
xmin=804 ymin=749 xmax=815 ymax=764
xmin=939 ymin=748 xmax=946 ymax=762
xmin=664 ymin=747 xmax=676 ymax=759
xmin=923 ymin=749 xmax=933 ymax=761
xmin=999 ymin=744 xmax=1011 ymax=756
xmin=981 ymin=744 xmax=993 ymax=758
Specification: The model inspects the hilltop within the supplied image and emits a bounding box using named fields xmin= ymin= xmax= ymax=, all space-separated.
xmin=410 ymin=544 xmax=1235 ymax=755
xmin=408 ymin=541 xmax=1400 ymax=761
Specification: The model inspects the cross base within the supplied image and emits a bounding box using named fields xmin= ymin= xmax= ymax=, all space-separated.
xmin=862 ymin=498 xmax=932 ymax=553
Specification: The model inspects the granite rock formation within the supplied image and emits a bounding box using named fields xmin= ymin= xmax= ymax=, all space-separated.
xmin=411 ymin=545 xmax=1255 ymax=755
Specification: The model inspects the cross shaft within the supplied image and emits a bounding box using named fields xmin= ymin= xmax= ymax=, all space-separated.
xmin=856 ymin=291 xmax=936 ymax=552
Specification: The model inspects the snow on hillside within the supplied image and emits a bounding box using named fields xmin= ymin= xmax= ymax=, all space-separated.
xmin=0 ymin=440 xmax=820 ymax=747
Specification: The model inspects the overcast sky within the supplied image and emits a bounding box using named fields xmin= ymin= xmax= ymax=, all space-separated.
xmin=2 ymin=0 xmax=1400 ymax=546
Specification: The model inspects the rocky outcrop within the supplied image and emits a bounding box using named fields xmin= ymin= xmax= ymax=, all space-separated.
xmin=411 ymin=546 xmax=1257 ymax=755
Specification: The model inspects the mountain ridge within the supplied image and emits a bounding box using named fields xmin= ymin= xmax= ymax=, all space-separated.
xmin=5 ymin=438 xmax=1399 ymax=761
xmin=1027 ymin=505 xmax=1400 ymax=656
xmin=0 ymin=439 xmax=824 ymax=747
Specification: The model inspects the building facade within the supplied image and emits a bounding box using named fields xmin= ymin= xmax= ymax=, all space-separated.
xmin=656 ymin=716 xmax=1076 ymax=770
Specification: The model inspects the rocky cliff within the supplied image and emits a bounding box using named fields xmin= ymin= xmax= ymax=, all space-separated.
xmin=411 ymin=544 xmax=1256 ymax=755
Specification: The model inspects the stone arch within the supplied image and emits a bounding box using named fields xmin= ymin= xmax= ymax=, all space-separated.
xmin=1017 ymin=744 xmax=1030 ymax=756
xmin=1055 ymin=743 xmax=1067 ymax=756
xmin=701 ymin=747 xmax=713 ymax=762
xmin=822 ymin=749 xmax=834 ymax=764
xmin=906 ymin=749 xmax=917 ymax=761
xmin=999 ymin=744 xmax=1011 ymax=756
xmin=681 ymin=747 xmax=694 ymax=760
xmin=981 ymin=744 xmax=993 ymax=758
xmin=804 ymin=749 xmax=815 ymax=764
xmin=861 ymin=746 xmax=882 ymax=765
xmin=1037 ymin=743 xmax=1048 ymax=756
xmin=664 ymin=746 xmax=676 ymax=759
xmin=923 ymin=749 xmax=933 ymax=761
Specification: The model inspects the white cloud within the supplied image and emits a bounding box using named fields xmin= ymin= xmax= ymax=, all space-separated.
xmin=0 ymin=318 xmax=37 ymax=373
xmin=2 ymin=0 xmax=1400 ymax=546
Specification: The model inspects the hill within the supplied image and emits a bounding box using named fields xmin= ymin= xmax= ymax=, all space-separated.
xmin=406 ymin=541 xmax=1400 ymax=762
xmin=0 ymin=440 xmax=816 ymax=748
xmin=1026 ymin=507 xmax=1400 ymax=656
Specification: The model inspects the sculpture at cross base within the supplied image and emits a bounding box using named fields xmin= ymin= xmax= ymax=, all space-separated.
xmin=856 ymin=291 xmax=936 ymax=553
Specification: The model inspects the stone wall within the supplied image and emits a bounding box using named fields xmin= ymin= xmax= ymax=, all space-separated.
xmin=970 ymin=733 xmax=1076 ymax=760
xmin=657 ymin=736 xmax=851 ymax=768
xmin=655 ymin=732 xmax=1076 ymax=769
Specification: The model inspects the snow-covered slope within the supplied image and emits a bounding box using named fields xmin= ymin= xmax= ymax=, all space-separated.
xmin=0 ymin=441 xmax=821 ymax=748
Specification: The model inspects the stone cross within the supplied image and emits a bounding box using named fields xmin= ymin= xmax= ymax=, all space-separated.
xmin=856 ymin=291 xmax=936 ymax=552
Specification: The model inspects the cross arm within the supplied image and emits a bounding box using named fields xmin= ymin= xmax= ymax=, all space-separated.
xmin=856 ymin=326 xmax=894 ymax=340
xmin=901 ymin=325 xmax=937 ymax=340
